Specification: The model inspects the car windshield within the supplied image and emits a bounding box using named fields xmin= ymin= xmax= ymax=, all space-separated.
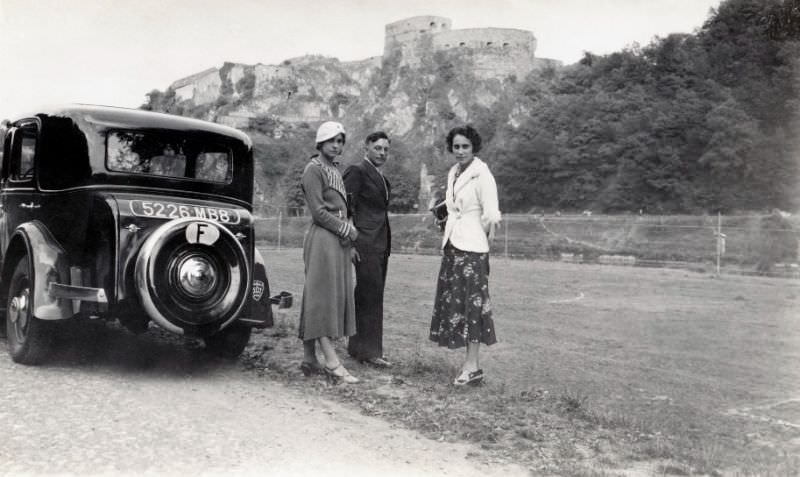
xmin=106 ymin=131 xmax=231 ymax=183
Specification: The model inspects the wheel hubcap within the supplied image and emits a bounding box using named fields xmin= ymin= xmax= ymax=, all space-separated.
xmin=9 ymin=288 xmax=30 ymax=341
xmin=177 ymin=255 xmax=218 ymax=298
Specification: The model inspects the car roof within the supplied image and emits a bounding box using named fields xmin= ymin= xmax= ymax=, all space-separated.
xmin=15 ymin=104 xmax=252 ymax=146
xmin=3 ymin=104 xmax=253 ymax=201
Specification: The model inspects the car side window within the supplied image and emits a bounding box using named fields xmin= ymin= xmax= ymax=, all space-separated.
xmin=10 ymin=122 xmax=38 ymax=182
xmin=195 ymin=152 xmax=231 ymax=182
xmin=0 ymin=123 xmax=6 ymax=165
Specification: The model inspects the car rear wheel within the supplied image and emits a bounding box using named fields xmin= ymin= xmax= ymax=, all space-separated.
xmin=6 ymin=256 xmax=54 ymax=365
xmin=203 ymin=323 xmax=252 ymax=359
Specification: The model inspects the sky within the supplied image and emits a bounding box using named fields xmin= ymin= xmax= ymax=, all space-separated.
xmin=0 ymin=0 xmax=722 ymax=118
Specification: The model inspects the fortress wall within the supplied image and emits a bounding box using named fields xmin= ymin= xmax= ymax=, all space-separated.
xmin=254 ymin=64 xmax=293 ymax=95
xmin=432 ymin=28 xmax=536 ymax=54
xmin=170 ymin=67 xmax=219 ymax=102
xmin=193 ymin=70 xmax=223 ymax=105
xmin=175 ymin=84 xmax=195 ymax=102
xmin=432 ymin=28 xmax=537 ymax=79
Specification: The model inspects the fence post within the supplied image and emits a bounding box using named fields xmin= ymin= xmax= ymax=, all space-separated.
xmin=277 ymin=210 xmax=282 ymax=251
xmin=715 ymin=212 xmax=723 ymax=277
xmin=504 ymin=218 xmax=509 ymax=259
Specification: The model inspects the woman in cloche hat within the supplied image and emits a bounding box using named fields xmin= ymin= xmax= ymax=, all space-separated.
xmin=297 ymin=121 xmax=360 ymax=384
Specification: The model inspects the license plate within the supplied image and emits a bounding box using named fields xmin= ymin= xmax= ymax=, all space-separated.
xmin=130 ymin=200 xmax=241 ymax=224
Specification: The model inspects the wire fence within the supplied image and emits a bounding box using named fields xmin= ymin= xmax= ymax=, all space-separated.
xmin=254 ymin=210 xmax=800 ymax=279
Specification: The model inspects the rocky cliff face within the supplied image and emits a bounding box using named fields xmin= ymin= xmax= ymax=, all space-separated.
xmin=149 ymin=34 xmax=561 ymax=213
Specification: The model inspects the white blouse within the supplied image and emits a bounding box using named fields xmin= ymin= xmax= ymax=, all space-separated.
xmin=441 ymin=157 xmax=502 ymax=253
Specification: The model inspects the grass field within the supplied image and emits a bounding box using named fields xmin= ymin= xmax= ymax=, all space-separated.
xmin=246 ymin=247 xmax=800 ymax=476
xmin=255 ymin=213 xmax=800 ymax=276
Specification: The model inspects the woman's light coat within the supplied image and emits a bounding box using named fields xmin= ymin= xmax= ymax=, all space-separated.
xmin=441 ymin=157 xmax=502 ymax=253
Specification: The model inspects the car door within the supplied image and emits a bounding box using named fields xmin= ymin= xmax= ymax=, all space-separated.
xmin=1 ymin=119 xmax=40 ymax=253
xmin=0 ymin=122 xmax=9 ymax=263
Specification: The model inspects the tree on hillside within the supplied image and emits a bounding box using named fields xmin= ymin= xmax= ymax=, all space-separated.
xmin=493 ymin=0 xmax=799 ymax=213
xmin=140 ymin=0 xmax=799 ymax=214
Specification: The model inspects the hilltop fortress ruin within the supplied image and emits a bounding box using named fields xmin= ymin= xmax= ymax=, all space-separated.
xmin=168 ymin=15 xmax=560 ymax=127
xmin=384 ymin=15 xmax=556 ymax=78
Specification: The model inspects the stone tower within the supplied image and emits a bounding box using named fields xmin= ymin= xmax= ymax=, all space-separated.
xmin=384 ymin=15 xmax=544 ymax=80
xmin=384 ymin=16 xmax=452 ymax=67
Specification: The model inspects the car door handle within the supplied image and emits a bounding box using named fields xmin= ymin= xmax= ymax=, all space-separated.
xmin=20 ymin=202 xmax=41 ymax=209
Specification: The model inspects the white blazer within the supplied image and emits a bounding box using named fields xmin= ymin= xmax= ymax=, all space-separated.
xmin=441 ymin=157 xmax=502 ymax=253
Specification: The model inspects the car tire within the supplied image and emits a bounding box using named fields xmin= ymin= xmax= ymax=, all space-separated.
xmin=6 ymin=256 xmax=54 ymax=365
xmin=135 ymin=218 xmax=250 ymax=334
xmin=203 ymin=323 xmax=252 ymax=359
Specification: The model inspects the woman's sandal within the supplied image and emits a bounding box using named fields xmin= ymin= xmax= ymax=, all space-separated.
xmin=324 ymin=364 xmax=360 ymax=384
xmin=453 ymin=369 xmax=484 ymax=386
xmin=300 ymin=361 xmax=326 ymax=377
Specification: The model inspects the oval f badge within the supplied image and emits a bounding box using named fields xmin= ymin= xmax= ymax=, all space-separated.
xmin=185 ymin=222 xmax=220 ymax=245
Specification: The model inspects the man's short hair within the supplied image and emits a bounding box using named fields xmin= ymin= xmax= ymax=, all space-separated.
xmin=365 ymin=131 xmax=390 ymax=145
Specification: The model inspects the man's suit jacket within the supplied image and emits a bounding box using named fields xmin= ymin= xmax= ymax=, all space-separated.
xmin=343 ymin=158 xmax=391 ymax=255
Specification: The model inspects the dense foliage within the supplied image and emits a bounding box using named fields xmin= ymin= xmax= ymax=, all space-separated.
xmin=490 ymin=0 xmax=800 ymax=213
xmin=142 ymin=0 xmax=799 ymax=214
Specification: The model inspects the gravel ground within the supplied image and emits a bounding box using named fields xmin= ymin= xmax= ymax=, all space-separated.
xmin=0 ymin=324 xmax=529 ymax=477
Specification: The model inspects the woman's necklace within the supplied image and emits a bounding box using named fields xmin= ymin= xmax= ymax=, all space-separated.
xmin=455 ymin=160 xmax=472 ymax=179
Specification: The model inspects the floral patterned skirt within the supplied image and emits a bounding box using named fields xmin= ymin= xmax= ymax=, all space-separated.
xmin=429 ymin=242 xmax=497 ymax=348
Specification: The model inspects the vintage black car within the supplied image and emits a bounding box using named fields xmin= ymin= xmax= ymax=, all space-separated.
xmin=0 ymin=105 xmax=290 ymax=364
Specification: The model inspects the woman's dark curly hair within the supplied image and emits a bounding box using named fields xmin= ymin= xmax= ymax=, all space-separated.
xmin=446 ymin=125 xmax=482 ymax=153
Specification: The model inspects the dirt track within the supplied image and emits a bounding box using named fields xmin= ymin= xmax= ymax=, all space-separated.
xmin=0 ymin=324 xmax=528 ymax=477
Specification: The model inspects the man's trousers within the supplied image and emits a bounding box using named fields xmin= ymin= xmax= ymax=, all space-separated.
xmin=347 ymin=249 xmax=389 ymax=360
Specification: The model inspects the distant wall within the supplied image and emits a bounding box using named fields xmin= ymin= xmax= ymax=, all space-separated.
xmin=432 ymin=28 xmax=537 ymax=79
xmin=170 ymin=67 xmax=220 ymax=103
xmin=384 ymin=17 xmax=539 ymax=77
xmin=193 ymin=70 xmax=223 ymax=105
xmin=432 ymin=27 xmax=536 ymax=53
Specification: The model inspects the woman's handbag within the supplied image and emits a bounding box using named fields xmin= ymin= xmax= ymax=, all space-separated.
xmin=430 ymin=200 xmax=448 ymax=231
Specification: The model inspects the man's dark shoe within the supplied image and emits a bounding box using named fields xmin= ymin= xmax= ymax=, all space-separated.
xmin=361 ymin=357 xmax=393 ymax=368
xmin=300 ymin=361 xmax=326 ymax=377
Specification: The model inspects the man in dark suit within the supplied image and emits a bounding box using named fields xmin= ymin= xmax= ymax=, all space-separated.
xmin=344 ymin=131 xmax=392 ymax=367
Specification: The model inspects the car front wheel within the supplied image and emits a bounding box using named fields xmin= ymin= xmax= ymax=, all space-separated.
xmin=6 ymin=256 xmax=54 ymax=365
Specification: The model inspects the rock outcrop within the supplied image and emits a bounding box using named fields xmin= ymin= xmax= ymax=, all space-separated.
xmin=149 ymin=15 xmax=563 ymax=211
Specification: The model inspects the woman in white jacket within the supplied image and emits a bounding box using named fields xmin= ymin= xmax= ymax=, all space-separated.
xmin=429 ymin=125 xmax=502 ymax=386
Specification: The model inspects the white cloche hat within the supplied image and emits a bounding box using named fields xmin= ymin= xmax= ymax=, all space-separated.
xmin=315 ymin=121 xmax=346 ymax=144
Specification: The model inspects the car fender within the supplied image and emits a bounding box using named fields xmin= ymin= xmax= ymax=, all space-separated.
xmin=6 ymin=221 xmax=73 ymax=320
xmin=247 ymin=248 xmax=274 ymax=328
